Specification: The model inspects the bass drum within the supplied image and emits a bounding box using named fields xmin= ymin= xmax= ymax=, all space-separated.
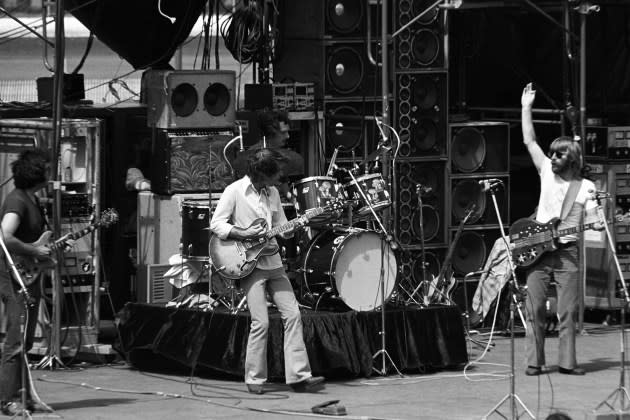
xmin=300 ymin=229 xmax=398 ymax=311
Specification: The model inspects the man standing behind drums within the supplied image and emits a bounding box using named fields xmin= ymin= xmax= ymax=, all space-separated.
xmin=521 ymin=83 xmax=602 ymax=376
xmin=210 ymin=148 xmax=324 ymax=394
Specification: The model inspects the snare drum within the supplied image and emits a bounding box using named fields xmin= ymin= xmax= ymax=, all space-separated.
xmin=181 ymin=200 xmax=211 ymax=261
xmin=344 ymin=173 xmax=391 ymax=215
xmin=300 ymin=229 xmax=398 ymax=311
xmin=292 ymin=176 xmax=345 ymax=224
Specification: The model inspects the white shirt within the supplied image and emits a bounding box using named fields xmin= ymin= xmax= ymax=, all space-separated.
xmin=210 ymin=175 xmax=288 ymax=270
xmin=536 ymin=158 xmax=597 ymax=243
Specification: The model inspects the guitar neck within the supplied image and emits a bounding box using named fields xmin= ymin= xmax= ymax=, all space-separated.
xmin=50 ymin=224 xmax=99 ymax=250
xmin=264 ymin=208 xmax=324 ymax=239
xmin=557 ymin=220 xmax=605 ymax=238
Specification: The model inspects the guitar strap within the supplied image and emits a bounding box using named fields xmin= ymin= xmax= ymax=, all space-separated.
xmin=560 ymin=179 xmax=583 ymax=221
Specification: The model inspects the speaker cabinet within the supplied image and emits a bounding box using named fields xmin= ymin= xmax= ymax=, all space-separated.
xmin=449 ymin=122 xmax=510 ymax=174
xmin=584 ymin=126 xmax=630 ymax=160
xmin=324 ymin=99 xmax=385 ymax=159
xmin=450 ymin=175 xmax=509 ymax=227
xmin=279 ymin=0 xmax=373 ymax=39
xmin=150 ymin=129 xmax=235 ymax=195
xmin=395 ymin=71 xmax=448 ymax=158
xmin=273 ymin=39 xmax=383 ymax=100
xmin=450 ymin=228 xmax=502 ymax=276
xmin=144 ymin=70 xmax=236 ymax=129
xmin=399 ymin=246 xmax=446 ymax=293
xmin=396 ymin=160 xmax=447 ymax=246
xmin=394 ymin=0 xmax=445 ymax=70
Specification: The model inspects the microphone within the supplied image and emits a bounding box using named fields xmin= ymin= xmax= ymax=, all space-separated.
xmin=479 ymin=178 xmax=503 ymax=192
xmin=237 ymin=124 xmax=244 ymax=152
xmin=415 ymin=184 xmax=433 ymax=195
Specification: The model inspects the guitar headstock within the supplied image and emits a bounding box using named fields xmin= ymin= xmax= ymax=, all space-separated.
xmin=100 ymin=208 xmax=120 ymax=226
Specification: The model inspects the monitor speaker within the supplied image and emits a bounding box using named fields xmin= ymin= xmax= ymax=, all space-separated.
xmin=144 ymin=70 xmax=236 ymax=129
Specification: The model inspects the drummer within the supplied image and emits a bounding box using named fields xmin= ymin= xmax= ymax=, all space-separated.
xmin=232 ymin=110 xmax=305 ymax=201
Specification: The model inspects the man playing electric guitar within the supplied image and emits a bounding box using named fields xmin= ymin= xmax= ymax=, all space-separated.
xmin=210 ymin=148 xmax=324 ymax=395
xmin=521 ymin=83 xmax=603 ymax=377
xmin=0 ymin=148 xmax=55 ymax=415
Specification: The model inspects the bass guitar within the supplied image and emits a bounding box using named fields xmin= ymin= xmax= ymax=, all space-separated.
xmin=209 ymin=203 xmax=340 ymax=280
xmin=426 ymin=203 xmax=476 ymax=305
xmin=14 ymin=208 xmax=119 ymax=285
xmin=510 ymin=213 xmax=625 ymax=267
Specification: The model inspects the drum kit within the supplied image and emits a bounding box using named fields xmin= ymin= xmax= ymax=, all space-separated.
xmin=177 ymin=160 xmax=399 ymax=313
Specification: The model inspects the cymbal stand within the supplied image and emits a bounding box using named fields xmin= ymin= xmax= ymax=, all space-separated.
xmin=399 ymin=184 xmax=426 ymax=306
xmin=593 ymin=196 xmax=630 ymax=414
xmin=342 ymin=168 xmax=401 ymax=377
xmin=483 ymin=183 xmax=533 ymax=420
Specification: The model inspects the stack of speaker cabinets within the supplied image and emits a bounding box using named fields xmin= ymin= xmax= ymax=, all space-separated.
xmin=274 ymin=0 xmax=386 ymax=163
xmin=144 ymin=70 xmax=237 ymax=194
xmin=447 ymin=121 xmax=510 ymax=279
xmin=583 ymin=126 xmax=630 ymax=309
xmin=393 ymin=0 xmax=450 ymax=295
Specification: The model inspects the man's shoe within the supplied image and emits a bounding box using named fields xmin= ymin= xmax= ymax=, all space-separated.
xmin=1 ymin=401 xmax=24 ymax=416
xmin=290 ymin=376 xmax=325 ymax=392
xmin=558 ymin=367 xmax=586 ymax=376
xmin=246 ymin=384 xmax=265 ymax=394
xmin=26 ymin=400 xmax=54 ymax=413
xmin=525 ymin=366 xmax=549 ymax=376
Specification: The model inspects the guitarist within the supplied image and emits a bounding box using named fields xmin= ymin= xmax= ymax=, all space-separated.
xmin=521 ymin=83 xmax=602 ymax=377
xmin=0 ymin=148 xmax=54 ymax=415
xmin=210 ymin=148 xmax=324 ymax=395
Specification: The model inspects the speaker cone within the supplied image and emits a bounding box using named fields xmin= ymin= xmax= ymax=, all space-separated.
xmin=326 ymin=105 xmax=363 ymax=150
xmin=412 ymin=0 xmax=440 ymax=24
xmin=451 ymin=179 xmax=485 ymax=224
xmin=171 ymin=82 xmax=198 ymax=117
xmin=204 ymin=83 xmax=230 ymax=116
xmin=413 ymin=118 xmax=437 ymax=151
xmin=412 ymin=205 xmax=439 ymax=241
xmin=411 ymin=28 xmax=439 ymax=66
xmin=412 ymin=78 xmax=438 ymax=110
xmin=452 ymin=231 xmax=488 ymax=275
xmin=412 ymin=250 xmax=441 ymax=284
xmin=452 ymin=127 xmax=486 ymax=173
xmin=327 ymin=0 xmax=363 ymax=34
xmin=327 ymin=46 xmax=364 ymax=94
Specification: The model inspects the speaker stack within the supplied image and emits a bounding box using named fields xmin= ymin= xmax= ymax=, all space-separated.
xmin=143 ymin=70 xmax=237 ymax=195
xmin=274 ymin=0 xmax=387 ymax=163
xmin=448 ymin=121 xmax=510 ymax=277
xmin=393 ymin=0 xmax=449 ymax=292
xmin=582 ymin=128 xmax=630 ymax=310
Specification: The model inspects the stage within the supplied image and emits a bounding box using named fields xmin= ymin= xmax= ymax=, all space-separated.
xmin=115 ymin=303 xmax=468 ymax=379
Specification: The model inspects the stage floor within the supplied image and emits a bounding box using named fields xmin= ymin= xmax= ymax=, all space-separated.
xmin=27 ymin=321 xmax=625 ymax=420
xmin=116 ymin=303 xmax=468 ymax=379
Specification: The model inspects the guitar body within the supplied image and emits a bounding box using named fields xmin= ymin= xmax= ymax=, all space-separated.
xmin=209 ymin=218 xmax=279 ymax=280
xmin=14 ymin=231 xmax=56 ymax=286
xmin=509 ymin=217 xmax=561 ymax=268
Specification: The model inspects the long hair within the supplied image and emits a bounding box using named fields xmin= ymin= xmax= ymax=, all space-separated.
xmin=12 ymin=147 xmax=51 ymax=189
xmin=246 ymin=148 xmax=287 ymax=183
xmin=548 ymin=136 xmax=589 ymax=179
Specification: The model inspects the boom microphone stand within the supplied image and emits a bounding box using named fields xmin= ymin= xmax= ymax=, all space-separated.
xmin=482 ymin=181 xmax=534 ymax=420
xmin=0 ymin=228 xmax=37 ymax=419
xmin=593 ymin=193 xmax=630 ymax=414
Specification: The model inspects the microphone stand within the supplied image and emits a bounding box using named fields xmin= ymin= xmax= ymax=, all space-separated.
xmin=593 ymin=195 xmax=630 ymax=414
xmin=0 ymin=229 xmax=38 ymax=419
xmin=482 ymin=183 xmax=534 ymax=420
xmin=342 ymin=167 xmax=401 ymax=377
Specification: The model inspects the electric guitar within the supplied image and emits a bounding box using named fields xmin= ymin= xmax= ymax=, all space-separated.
xmin=510 ymin=213 xmax=625 ymax=267
xmin=209 ymin=203 xmax=341 ymax=280
xmin=14 ymin=208 xmax=119 ymax=285
xmin=426 ymin=203 xmax=476 ymax=305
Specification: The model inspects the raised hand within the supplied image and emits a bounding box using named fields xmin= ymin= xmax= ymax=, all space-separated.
xmin=521 ymin=82 xmax=536 ymax=108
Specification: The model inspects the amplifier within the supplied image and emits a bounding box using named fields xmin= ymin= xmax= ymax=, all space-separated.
xmin=584 ymin=126 xmax=630 ymax=159
xmin=150 ymin=128 xmax=236 ymax=195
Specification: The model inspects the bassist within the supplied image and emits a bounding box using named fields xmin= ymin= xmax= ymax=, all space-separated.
xmin=0 ymin=148 xmax=54 ymax=415
xmin=521 ymin=83 xmax=602 ymax=377
xmin=210 ymin=148 xmax=324 ymax=394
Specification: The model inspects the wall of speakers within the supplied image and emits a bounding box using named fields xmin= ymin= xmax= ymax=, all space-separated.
xmin=144 ymin=70 xmax=236 ymax=129
xmin=394 ymin=0 xmax=445 ymax=70
xmin=395 ymin=71 xmax=448 ymax=158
